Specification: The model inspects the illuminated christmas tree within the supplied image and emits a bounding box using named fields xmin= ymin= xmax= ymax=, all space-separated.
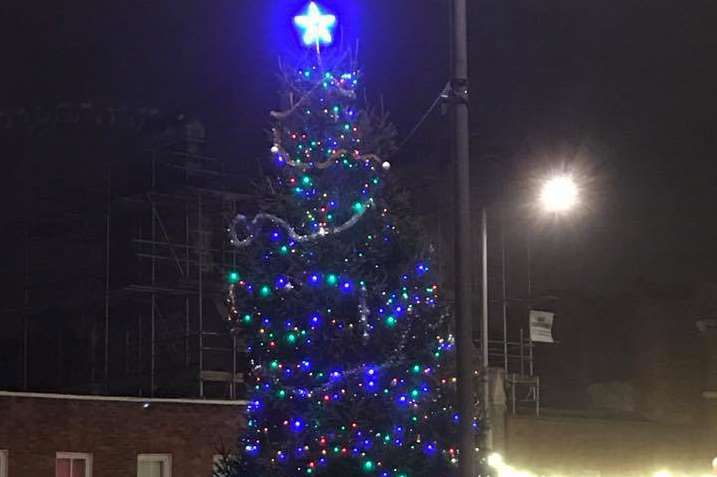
xmin=220 ymin=4 xmax=479 ymax=477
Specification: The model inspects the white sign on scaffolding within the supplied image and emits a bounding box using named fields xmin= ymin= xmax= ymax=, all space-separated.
xmin=529 ymin=310 xmax=555 ymax=343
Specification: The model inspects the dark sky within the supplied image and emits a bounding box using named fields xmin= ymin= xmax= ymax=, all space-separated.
xmin=2 ymin=0 xmax=717 ymax=296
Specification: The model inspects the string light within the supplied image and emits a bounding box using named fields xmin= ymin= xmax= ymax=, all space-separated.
xmin=226 ymin=50 xmax=472 ymax=477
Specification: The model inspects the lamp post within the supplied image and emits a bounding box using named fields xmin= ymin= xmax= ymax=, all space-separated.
xmin=482 ymin=173 xmax=581 ymax=358
xmin=480 ymin=174 xmax=580 ymax=448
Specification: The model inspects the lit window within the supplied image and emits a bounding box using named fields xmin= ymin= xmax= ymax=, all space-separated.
xmin=56 ymin=452 xmax=92 ymax=477
xmin=137 ymin=454 xmax=172 ymax=477
xmin=0 ymin=450 xmax=7 ymax=477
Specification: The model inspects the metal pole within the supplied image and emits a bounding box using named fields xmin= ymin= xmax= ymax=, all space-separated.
xmin=520 ymin=328 xmax=525 ymax=376
xmin=481 ymin=207 xmax=492 ymax=451
xmin=198 ymin=194 xmax=205 ymax=398
xmin=450 ymin=0 xmax=475 ymax=475
xmin=482 ymin=208 xmax=489 ymax=369
xmin=150 ymin=151 xmax=157 ymax=397
xmin=527 ymin=232 xmax=533 ymax=300
xmin=501 ymin=210 xmax=509 ymax=373
xmin=23 ymin=227 xmax=30 ymax=391
xmin=529 ymin=335 xmax=534 ymax=377
xmin=23 ymin=314 xmax=28 ymax=391
xmin=104 ymin=169 xmax=111 ymax=391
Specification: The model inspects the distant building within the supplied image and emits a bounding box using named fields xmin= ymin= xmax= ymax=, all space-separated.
xmin=0 ymin=391 xmax=245 ymax=477
xmin=0 ymin=106 xmax=252 ymax=475
xmin=0 ymin=105 xmax=253 ymax=399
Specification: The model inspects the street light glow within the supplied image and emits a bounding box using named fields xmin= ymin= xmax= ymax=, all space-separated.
xmin=487 ymin=454 xmax=713 ymax=477
xmin=540 ymin=174 xmax=579 ymax=213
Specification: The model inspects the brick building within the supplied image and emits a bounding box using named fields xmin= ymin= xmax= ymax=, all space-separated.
xmin=0 ymin=391 xmax=246 ymax=477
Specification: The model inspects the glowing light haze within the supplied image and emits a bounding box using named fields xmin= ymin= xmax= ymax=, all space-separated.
xmin=540 ymin=175 xmax=579 ymax=213
xmin=294 ymin=2 xmax=337 ymax=47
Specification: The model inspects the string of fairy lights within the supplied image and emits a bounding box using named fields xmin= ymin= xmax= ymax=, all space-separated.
xmin=224 ymin=4 xmax=474 ymax=476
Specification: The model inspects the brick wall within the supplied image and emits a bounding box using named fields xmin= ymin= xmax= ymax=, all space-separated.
xmin=0 ymin=393 xmax=245 ymax=477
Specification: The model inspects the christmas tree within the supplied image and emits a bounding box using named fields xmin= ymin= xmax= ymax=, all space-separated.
xmin=221 ymin=7 xmax=479 ymax=476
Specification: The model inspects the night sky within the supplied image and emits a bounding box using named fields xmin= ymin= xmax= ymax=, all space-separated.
xmin=2 ymin=0 xmax=717 ymax=301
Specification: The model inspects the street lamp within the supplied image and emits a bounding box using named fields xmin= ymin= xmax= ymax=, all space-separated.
xmin=539 ymin=174 xmax=579 ymax=213
xmin=480 ymin=171 xmax=581 ymax=449
xmin=482 ymin=173 xmax=581 ymax=366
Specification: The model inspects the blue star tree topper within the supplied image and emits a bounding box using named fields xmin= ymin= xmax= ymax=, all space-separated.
xmin=294 ymin=2 xmax=337 ymax=47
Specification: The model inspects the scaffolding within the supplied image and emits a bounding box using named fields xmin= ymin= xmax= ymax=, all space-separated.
xmin=112 ymin=120 xmax=251 ymax=399
xmin=2 ymin=107 xmax=251 ymax=399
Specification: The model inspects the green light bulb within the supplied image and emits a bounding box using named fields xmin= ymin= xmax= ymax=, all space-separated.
xmin=270 ymin=360 xmax=279 ymax=370
xmin=277 ymin=389 xmax=286 ymax=398
xmin=353 ymin=202 xmax=365 ymax=214
xmin=412 ymin=364 xmax=421 ymax=374
xmin=259 ymin=285 xmax=272 ymax=298
xmin=326 ymin=274 xmax=338 ymax=286
xmin=227 ymin=271 xmax=240 ymax=284
xmin=287 ymin=333 xmax=297 ymax=344
xmin=362 ymin=461 xmax=375 ymax=472
xmin=385 ymin=316 xmax=397 ymax=327
xmin=242 ymin=314 xmax=252 ymax=325
xmin=280 ymin=245 xmax=289 ymax=255
xmin=411 ymin=389 xmax=420 ymax=399
xmin=302 ymin=176 xmax=312 ymax=186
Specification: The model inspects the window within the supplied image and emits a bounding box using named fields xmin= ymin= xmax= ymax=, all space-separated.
xmin=137 ymin=454 xmax=172 ymax=477
xmin=0 ymin=450 xmax=8 ymax=477
xmin=56 ymin=452 xmax=92 ymax=477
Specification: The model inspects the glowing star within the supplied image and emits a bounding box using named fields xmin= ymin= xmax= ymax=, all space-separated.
xmin=294 ymin=2 xmax=337 ymax=47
